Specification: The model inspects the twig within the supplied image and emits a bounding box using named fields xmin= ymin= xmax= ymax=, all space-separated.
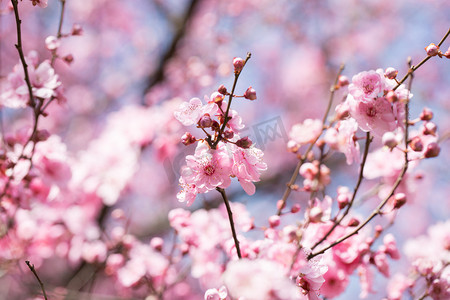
xmin=216 ymin=187 xmax=242 ymax=259
xmin=311 ymin=132 xmax=372 ymax=250
xmin=25 ymin=261 xmax=48 ymax=300
xmin=211 ymin=52 xmax=252 ymax=150
xmin=276 ymin=64 xmax=345 ymax=215
xmin=308 ymin=59 xmax=414 ymax=260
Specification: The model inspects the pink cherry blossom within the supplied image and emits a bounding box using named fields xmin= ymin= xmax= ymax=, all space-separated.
xmin=324 ymin=118 xmax=360 ymax=164
xmin=348 ymin=70 xmax=383 ymax=101
xmin=347 ymin=95 xmax=397 ymax=136
xmin=289 ymin=119 xmax=323 ymax=147
xmin=180 ymin=142 xmax=232 ymax=196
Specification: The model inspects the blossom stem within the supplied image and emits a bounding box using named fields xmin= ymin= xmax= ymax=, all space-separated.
xmin=212 ymin=53 xmax=251 ymax=149
xmin=11 ymin=0 xmax=35 ymax=107
xmin=308 ymin=64 xmax=413 ymax=260
xmin=216 ymin=187 xmax=242 ymax=259
xmin=393 ymin=27 xmax=450 ymax=91
xmin=51 ymin=0 xmax=66 ymax=65
xmin=277 ymin=64 xmax=345 ymax=215
xmin=25 ymin=261 xmax=48 ymax=300
xmin=310 ymin=131 xmax=372 ymax=250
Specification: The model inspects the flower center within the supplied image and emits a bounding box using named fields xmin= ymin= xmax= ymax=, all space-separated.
xmin=203 ymin=165 xmax=215 ymax=176
xmin=366 ymin=106 xmax=377 ymax=117
xmin=363 ymin=82 xmax=374 ymax=95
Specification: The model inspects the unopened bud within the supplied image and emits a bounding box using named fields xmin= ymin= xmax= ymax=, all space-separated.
xmin=277 ymin=199 xmax=286 ymax=211
xmin=382 ymin=132 xmax=398 ymax=149
xmin=71 ymin=24 xmax=83 ymax=36
xmin=309 ymin=207 xmax=323 ymax=223
xmin=385 ymin=90 xmax=398 ymax=103
xmin=337 ymin=75 xmax=349 ymax=87
xmin=223 ymin=130 xmax=234 ymax=139
xmin=233 ymin=57 xmax=244 ymax=73
xmin=218 ymin=84 xmax=228 ymax=95
xmin=45 ymin=36 xmax=60 ymax=51
xmin=410 ymin=136 xmax=423 ymax=152
xmin=211 ymin=121 xmax=220 ymax=131
xmin=150 ymin=237 xmax=164 ymax=252
xmin=420 ymin=107 xmax=433 ymax=121
xmin=244 ymin=86 xmax=257 ymax=100
xmin=34 ymin=129 xmax=50 ymax=142
xmin=181 ymin=132 xmax=196 ymax=146
xmin=425 ymin=43 xmax=439 ymax=56
xmin=384 ymin=67 xmax=398 ymax=79
xmin=424 ymin=142 xmax=440 ymax=158
xmin=444 ymin=46 xmax=450 ymax=59
xmin=236 ymin=136 xmax=252 ymax=148
xmin=337 ymin=194 xmax=349 ymax=210
xmin=393 ymin=193 xmax=407 ymax=209
xmin=180 ymin=243 xmax=190 ymax=255
xmin=335 ymin=102 xmax=350 ymax=120
xmin=268 ymin=215 xmax=281 ymax=228
xmin=291 ymin=204 xmax=301 ymax=213
xmin=198 ymin=114 xmax=213 ymax=128
xmin=347 ymin=218 xmax=360 ymax=227
xmin=287 ymin=140 xmax=299 ymax=153
xmin=63 ymin=54 xmax=74 ymax=64
xmin=422 ymin=122 xmax=437 ymax=136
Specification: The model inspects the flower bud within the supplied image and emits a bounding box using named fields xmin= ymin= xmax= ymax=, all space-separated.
xmin=45 ymin=36 xmax=60 ymax=51
xmin=277 ymin=199 xmax=285 ymax=211
xmin=384 ymin=67 xmax=398 ymax=79
xmin=335 ymin=102 xmax=350 ymax=120
xmin=444 ymin=46 xmax=450 ymax=59
xmin=71 ymin=24 xmax=83 ymax=36
xmin=410 ymin=136 xmax=423 ymax=152
xmin=382 ymin=132 xmax=398 ymax=149
xmin=291 ymin=204 xmax=301 ymax=213
xmin=424 ymin=142 xmax=440 ymax=158
xmin=393 ymin=193 xmax=407 ymax=209
xmin=244 ymin=86 xmax=257 ymax=100
xmin=211 ymin=121 xmax=220 ymax=131
xmin=385 ymin=90 xmax=398 ymax=103
xmin=337 ymin=194 xmax=349 ymax=210
xmin=236 ymin=136 xmax=252 ymax=148
xmin=198 ymin=114 xmax=213 ymax=128
xmin=150 ymin=237 xmax=164 ymax=252
xmin=425 ymin=43 xmax=439 ymax=56
xmin=268 ymin=215 xmax=281 ymax=228
xmin=63 ymin=54 xmax=74 ymax=64
xmin=337 ymin=75 xmax=349 ymax=87
xmin=223 ymin=130 xmax=234 ymax=139
xmin=348 ymin=218 xmax=360 ymax=227
xmin=34 ymin=129 xmax=50 ymax=142
xmin=233 ymin=57 xmax=244 ymax=73
xmin=287 ymin=140 xmax=299 ymax=153
xmin=422 ymin=122 xmax=437 ymax=136
xmin=420 ymin=107 xmax=433 ymax=121
xmin=181 ymin=132 xmax=196 ymax=146
xmin=218 ymin=84 xmax=228 ymax=95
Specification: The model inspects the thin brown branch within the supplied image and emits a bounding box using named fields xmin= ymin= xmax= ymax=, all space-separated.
xmin=25 ymin=261 xmax=48 ymax=300
xmin=393 ymin=27 xmax=450 ymax=91
xmin=276 ymin=64 xmax=345 ymax=215
xmin=308 ymin=61 xmax=414 ymax=261
xmin=311 ymin=131 xmax=372 ymax=250
xmin=216 ymin=187 xmax=242 ymax=259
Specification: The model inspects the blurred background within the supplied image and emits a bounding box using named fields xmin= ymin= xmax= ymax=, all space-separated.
xmin=1 ymin=0 xmax=449 ymax=299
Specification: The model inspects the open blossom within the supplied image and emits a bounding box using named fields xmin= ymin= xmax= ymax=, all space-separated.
xmin=324 ymin=118 xmax=360 ymax=165
xmin=0 ymin=52 xmax=62 ymax=108
xmin=347 ymin=95 xmax=397 ymax=136
xmin=230 ymin=143 xmax=267 ymax=195
xmin=348 ymin=70 xmax=383 ymax=101
xmin=180 ymin=142 xmax=232 ymax=196
xmin=174 ymin=97 xmax=218 ymax=126
xmin=223 ymin=259 xmax=301 ymax=300
xmin=289 ymin=119 xmax=323 ymax=147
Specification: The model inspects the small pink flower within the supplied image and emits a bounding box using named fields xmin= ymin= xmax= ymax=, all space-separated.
xmin=425 ymin=43 xmax=439 ymax=56
xmin=45 ymin=36 xmax=60 ymax=51
xmin=348 ymin=95 xmax=397 ymax=136
xmin=289 ymin=119 xmax=323 ymax=147
xmin=348 ymin=70 xmax=383 ymax=101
